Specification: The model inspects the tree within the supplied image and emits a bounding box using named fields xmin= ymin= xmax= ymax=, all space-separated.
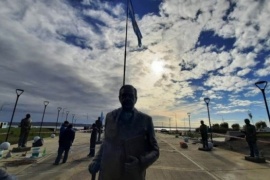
xmin=212 ymin=123 xmax=220 ymax=130
xmin=231 ymin=123 xmax=240 ymax=131
xmin=220 ymin=122 xmax=229 ymax=129
xmin=255 ymin=121 xmax=267 ymax=130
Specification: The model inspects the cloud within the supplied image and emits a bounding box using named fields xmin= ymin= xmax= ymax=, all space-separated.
xmin=0 ymin=0 xmax=269 ymax=127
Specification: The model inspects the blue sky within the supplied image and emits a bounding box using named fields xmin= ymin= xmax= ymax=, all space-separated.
xmin=0 ymin=0 xmax=269 ymax=128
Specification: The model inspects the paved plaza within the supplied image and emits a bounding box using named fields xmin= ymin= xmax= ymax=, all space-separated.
xmin=0 ymin=132 xmax=269 ymax=180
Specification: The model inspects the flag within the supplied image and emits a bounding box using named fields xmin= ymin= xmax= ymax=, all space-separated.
xmin=248 ymin=111 xmax=252 ymax=119
xmin=128 ymin=0 xmax=142 ymax=47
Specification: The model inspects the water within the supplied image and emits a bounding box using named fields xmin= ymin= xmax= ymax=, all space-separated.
xmin=154 ymin=127 xmax=196 ymax=131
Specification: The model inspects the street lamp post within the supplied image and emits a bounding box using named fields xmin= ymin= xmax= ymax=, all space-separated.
xmin=169 ymin=118 xmax=171 ymax=132
xmin=74 ymin=119 xmax=77 ymax=128
xmin=65 ymin=111 xmax=69 ymax=121
xmin=72 ymin=114 xmax=75 ymax=124
xmin=39 ymin=101 xmax=49 ymax=137
xmin=204 ymin=97 xmax=213 ymax=143
xmin=61 ymin=107 xmax=66 ymax=121
xmin=255 ymin=81 xmax=270 ymax=124
xmin=187 ymin=112 xmax=191 ymax=132
xmin=55 ymin=107 xmax=62 ymax=133
xmin=5 ymin=89 xmax=24 ymax=142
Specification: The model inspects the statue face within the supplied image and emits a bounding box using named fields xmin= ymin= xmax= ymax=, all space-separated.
xmin=119 ymin=87 xmax=137 ymax=111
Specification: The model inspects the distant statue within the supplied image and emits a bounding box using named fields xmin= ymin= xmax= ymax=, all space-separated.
xmin=88 ymin=85 xmax=159 ymax=180
xmin=95 ymin=117 xmax=102 ymax=142
xmin=88 ymin=123 xmax=98 ymax=157
xmin=242 ymin=119 xmax=259 ymax=158
xmin=199 ymin=120 xmax=208 ymax=149
xmin=18 ymin=114 xmax=32 ymax=148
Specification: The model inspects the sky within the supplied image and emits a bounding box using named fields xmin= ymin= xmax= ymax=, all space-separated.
xmin=0 ymin=0 xmax=270 ymax=128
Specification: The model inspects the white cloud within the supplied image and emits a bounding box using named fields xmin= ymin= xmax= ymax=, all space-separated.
xmin=0 ymin=0 xmax=269 ymax=126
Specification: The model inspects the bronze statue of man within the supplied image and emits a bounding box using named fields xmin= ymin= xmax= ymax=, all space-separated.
xmin=243 ymin=119 xmax=259 ymax=158
xmin=89 ymin=85 xmax=159 ymax=180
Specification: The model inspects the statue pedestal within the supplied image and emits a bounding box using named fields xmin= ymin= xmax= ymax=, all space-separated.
xmin=12 ymin=147 xmax=31 ymax=152
xmin=198 ymin=147 xmax=211 ymax=151
xmin=244 ymin=156 xmax=266 ymax=163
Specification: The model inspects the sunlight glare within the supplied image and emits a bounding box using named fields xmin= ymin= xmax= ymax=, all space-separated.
xmin=151 ymin=61 xmax=164 ymax=74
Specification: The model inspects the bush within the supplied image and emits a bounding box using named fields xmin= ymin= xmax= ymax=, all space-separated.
xmin=220 ymin=122 xmax=229 ymax=129
xmin=0 ymin=128 xmax=54 ymax=145
xmin=231 ymin=123 xmax=240 ymax=131
xmin=255 ymin=121 xmax=267 ymax=130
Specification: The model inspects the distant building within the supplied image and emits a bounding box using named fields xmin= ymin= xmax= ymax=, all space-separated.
xmin=0 ymin=122 xmax=8 ymax=128
xmin=259 ymin=127 xmax=270 ymax=132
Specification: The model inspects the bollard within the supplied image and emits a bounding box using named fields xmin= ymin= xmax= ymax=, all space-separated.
xmin=32 ymin=147 xmax=40 ymax=158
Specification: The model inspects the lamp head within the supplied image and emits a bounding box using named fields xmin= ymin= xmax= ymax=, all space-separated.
xmin=16 ymin=89 xmax=24 ymax=96
xmin=44 ymin=101 xmax=49 ymax=106
xmin=255 ymin=81 xmax=267 ymax=90
xmin=204 ymin=97 xmax=210 ymax=104
xmin=57 ymin=107 xmax=62 ymax=111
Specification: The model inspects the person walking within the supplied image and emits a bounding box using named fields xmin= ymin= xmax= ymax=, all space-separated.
xmin=53 ymin=124 xmax=75 ymax=165
xmin=199 ymin=120 xmax=208 ymax=149
xmin=59 ymin=121 xmax=69 ymax=138
xmin=242 ymin=119 xmax=259 ymax=158
xmin=88 ymin=85 xmax=159 ymax=180
xmin=18 ymin=114 xmax=32 ymax=148
xmin=88 ymin=123 xmax=98 ymax=157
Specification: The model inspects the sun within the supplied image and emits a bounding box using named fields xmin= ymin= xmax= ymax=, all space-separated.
xmin=151 ymin=61 xmax=164 ymax=74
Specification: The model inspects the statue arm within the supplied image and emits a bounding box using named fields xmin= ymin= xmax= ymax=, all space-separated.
xmin=139 ymin=117 xmax=159 ymax=169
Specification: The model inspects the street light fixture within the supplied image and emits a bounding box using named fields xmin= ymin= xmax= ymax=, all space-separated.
xmin=255 ymin=81 xmax=270 ymax=124
xmin=55 ymin=107 xmax=62 ymax=133
xmin=72 ymin=114 xmax=75 ymax=124
xmin=169 ymin=118 xmax=171 ymax=132
xmin=5 ymin=89 xmax=24 ymax=142
xmin=39 ymin=101 xmax=49 ymax=137
xmin=187 ymin=112 xmax=191 ymax=132
xmin=74 ymin=119 xmax=77 ymax=128
xmin=65 ymin=111 xmax=69 ymax=120
xmin=204 ymin=97 xmax=213 ymax=143
xmin=61 ymin=107 xmax=66 ymax=121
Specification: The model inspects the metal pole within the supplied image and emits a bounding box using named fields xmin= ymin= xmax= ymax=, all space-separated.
xmin=61 ymin=108 xmax=66 ymax=122
xmin=123 ymin=0 xmax=129 ymax=86
xmin=169 ymin=118 xmax=171 ymax=132
xmin=187 ymin=113 xmax=191 ymax=132
xmin=55 ymin=107 xmax=61 ymax=133
xmin=206 ymin=103 xmax=213 ymax=143
xmin=39 ymin=101 xmax=49 ymax=137
xmin=175 ymin=114 xmax=178 ymax=131
xmin=255 ymin=81 xmax=270 ymax=124
xmin=261 ymin=89 xmax=270 ymax=124
xmin=5 ymin=89 xmax=24 ymax=142
xmin=66 ymin=111 xmax=69 ymax=121
xmin=72 ymin=114 xmax=75 ymax=124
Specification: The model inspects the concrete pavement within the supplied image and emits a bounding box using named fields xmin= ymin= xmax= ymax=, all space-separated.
xmin=0 ymin=132 xmax=269 ymax=180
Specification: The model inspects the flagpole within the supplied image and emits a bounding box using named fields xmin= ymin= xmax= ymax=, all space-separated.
xmin=123 ymin=0 xmax=129 ymax=86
